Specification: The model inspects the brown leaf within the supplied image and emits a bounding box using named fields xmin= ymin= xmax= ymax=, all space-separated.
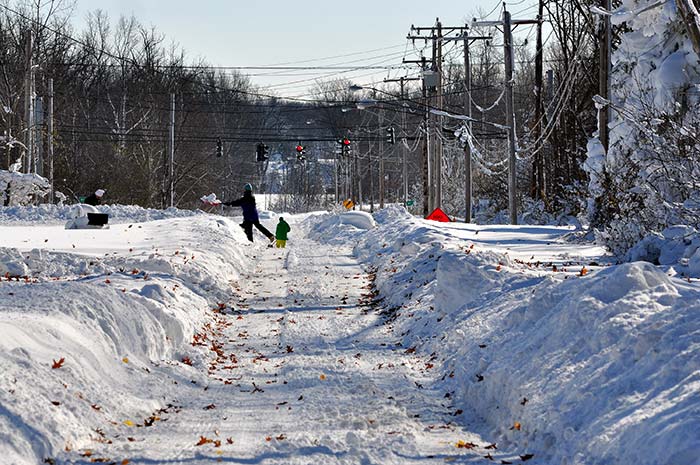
xmin=52 ymin=358 xmax=65 ymax=369
xmin=484 ymin=453 xmax=494 ymax=460
xmin=485 ymin=443 xmax=498 ymax=450
xmin=196 ymin=436 xmax=213 ymax=446
xmin=455 ymin=440 xmax=477 ymax=449
xmin=276 ymin=434 xmax=286 ymax=440
xmin=51 ymin=401 xmax=60 ymax=406
xmin=203 ymin=404 xmax=216 ymax=410
xmin=226 ymin=437 xmax=234 ymax=444
xmin=520 ymin=454 xmax=534 ymax=461
xmin=512 ymin=422 xmax=521 ymax=431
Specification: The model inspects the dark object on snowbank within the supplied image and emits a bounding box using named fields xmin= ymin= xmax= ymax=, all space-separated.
xmin=87 ymin=213 xmax=109 ymax=226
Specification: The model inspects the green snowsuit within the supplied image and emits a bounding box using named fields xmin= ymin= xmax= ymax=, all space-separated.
xmin=275 ymin=219 xmax=290 ymax=248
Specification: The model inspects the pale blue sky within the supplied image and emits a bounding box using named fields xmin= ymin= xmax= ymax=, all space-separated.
xmin=72 ymin=0 xmax=539 ymax=96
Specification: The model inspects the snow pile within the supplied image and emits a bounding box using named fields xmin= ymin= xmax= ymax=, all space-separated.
xmin=627 ymin=224 xmax=700 ymax=277
xmin=0 ymin=203 xmax=202 ymax=225
xmin=0 ymin=212 xmax=254 ymax=464
xmin=0 ymin=169 xmax=50 ymax=206
xmin=307 ymin=210 xmax=376 ymax=245
xmin=314 ymin=208 xmax=700 ymax=465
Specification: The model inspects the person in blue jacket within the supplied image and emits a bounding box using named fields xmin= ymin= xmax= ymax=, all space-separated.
xmin=224 ymin=184 xmax=275 ymax=244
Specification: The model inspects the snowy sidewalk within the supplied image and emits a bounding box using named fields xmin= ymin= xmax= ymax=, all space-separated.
xmin=70 ymin=236 xmax=519 ymax=464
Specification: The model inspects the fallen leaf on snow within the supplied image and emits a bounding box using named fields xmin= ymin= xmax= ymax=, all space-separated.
xmin=52 ymin=358 xmax=65 ymax=369
xmin=455 ymin=440 xmax=477 ymax=449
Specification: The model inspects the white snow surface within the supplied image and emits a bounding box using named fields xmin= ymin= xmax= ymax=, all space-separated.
xmin=0 ymin=204 xmax=202 ymax=226
xmin=0 ymin=205 xmax=698 ymax=465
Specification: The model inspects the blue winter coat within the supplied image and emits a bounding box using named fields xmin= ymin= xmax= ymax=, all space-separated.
xmin=225 ymin=191 xmax=259 ymax=222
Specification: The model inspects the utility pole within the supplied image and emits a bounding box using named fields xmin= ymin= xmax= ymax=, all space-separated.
xmin=48 ymin=78 xmax=54 ymax=203
xmin=169 ymin=93 xmax=175 ymax=208
xmin=334 ymin=146 xmax=339 ymax=203
xmin=422 ymin=57 xmax=430 ymax=216
xmin=599 ymin=0 xmax=611 ymax=151
xmin=409 ymin=21 xmax=502 ymax=218
xmin=443 ymin=31 xmax=489 ymax=222
xmin=402 ymin=54 xmax=431 ymax=216
xmin=503 ymin=8 xmax=518 ymax=225
xmin=464 ymin=30 xmax=473 ymax=223
xmin=379 ymin=110 xmax=385 ymax=209
xmin=23 ymin=32 xmax=34 ymax=174
xmin=384 ymin=75 xmax=420 ymax=208
xmin=435 ymin=19 xmax=443 ymax=211
xmin=533 ymin=1 xmax=545 ymax=202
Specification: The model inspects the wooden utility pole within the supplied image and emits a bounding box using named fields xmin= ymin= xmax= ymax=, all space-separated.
xmin=379 ymin=110 xmax=385 ymax=209
xmin=383 ymin=75 xmax=420 ymax=207
xmin=48 ymin=78 xmax=54 ymax=203
xmin=599 ymin=0 xmax=611 ymax=151
xmin=334 ymin=145 xmax=339 ymax=203
xmin=169 ymin=93 xmax=175 ymax=208
xmin=503 ymin=8 xmax=518 ymax=225
xmin=421 ymin=57 xmax=430 ymax=216
xmin=435 ymin=19 xmax=443 ymax=211
xmin=532 ymin=1 xmax=545 ymax=201
xmin=464 ymin=31 xmax=473 ymax=223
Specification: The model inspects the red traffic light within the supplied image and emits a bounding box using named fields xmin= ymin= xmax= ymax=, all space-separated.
xmin=343 ymin=138 xmax=351 ymax=146
xmin=296 ymin=145 xmax=304 ymax=153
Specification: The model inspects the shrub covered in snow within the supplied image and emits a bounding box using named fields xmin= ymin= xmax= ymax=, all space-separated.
xmin=0 ymin=169 xmax=50 ymax=206
xmin=586 ymin=0 xmax=700 ymax=257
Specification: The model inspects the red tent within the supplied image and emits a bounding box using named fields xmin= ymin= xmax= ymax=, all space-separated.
xmin=426 ymin=208 xmax=451 ymax=222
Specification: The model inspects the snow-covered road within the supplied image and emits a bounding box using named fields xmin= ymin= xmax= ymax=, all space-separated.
xmin=73 ymin=235 xmax=516 ymax=464
xmin=2 ymin=206 xmax=697 ymax=465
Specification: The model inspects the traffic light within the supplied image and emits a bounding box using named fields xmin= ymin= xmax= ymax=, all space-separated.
xmin=216 ymin=137 xmax=223 ymax=157
xmin=296 ymin=144 xmax=306 ymax=161
xmin=256 ymin=142 xmax=269 ymax=162
xmin=386 ymin=127 xmax=396 ymax=145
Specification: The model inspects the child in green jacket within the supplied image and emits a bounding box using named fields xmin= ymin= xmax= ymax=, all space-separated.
xmin=275 ymin=217 xmax=291 ymax=248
